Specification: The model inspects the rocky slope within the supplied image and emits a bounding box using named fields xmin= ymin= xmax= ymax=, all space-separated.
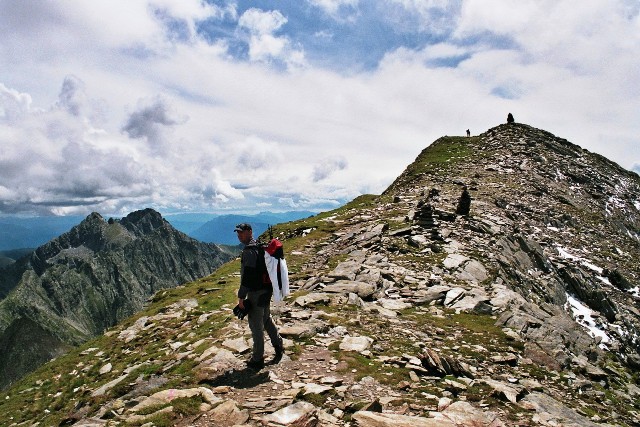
xmin=1 ymin=123 xmax=639 ymax=427
xmin=0 ymin=208 xmax=233 ymax=390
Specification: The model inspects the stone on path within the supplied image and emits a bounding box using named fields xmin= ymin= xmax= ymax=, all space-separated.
xmin=303 ymin=383 xmax=333 ymax=395
xmin=352 ymin=411 xmax=455 ymax=427
xmin=295 ymin=293 xmax=332 ymax=307
xmin=262 ymin=401 xmax=318 ymax=427
xmin=339 ymin=335 xmax=374 ymax=352
xmin=379 ymin=298 xmax=411 ymax=310
xmin=222 ymin=337 xmax=251 ymax=354
xmin=434 ymin=401 xmax=505 ymax=426
xmin=207 ymin=399 xmax=249 ymax=426
xmin=323 ymin=280 xmax=377 ymax=299
xmin=128 ymin=387 xmax=222 ymax=413
xmin=279 ymin=320 xmax=327 ymax=338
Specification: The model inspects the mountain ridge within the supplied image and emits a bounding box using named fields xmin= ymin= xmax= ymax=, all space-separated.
xmin=1 ymin=122 xmax=639 ymax=426
xmin=189 ymin=211 xmax=316 ymax=244
xmin=0 ymin=208 xmax=234 ymax=389
xmin=0 ymin=210 xmax=317 ymax=251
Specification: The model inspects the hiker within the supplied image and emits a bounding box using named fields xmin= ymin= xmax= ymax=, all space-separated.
xmin=507 ymin=113 xmax=515 ymax=124
xmin=456 ymin=186 xmax=471 ymax=216
xmin=466 ymin=129 xmax=470 ymax=137
xmin=234 ymin=223 xmax=284 ymax=370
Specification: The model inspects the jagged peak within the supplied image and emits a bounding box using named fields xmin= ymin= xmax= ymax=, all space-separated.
xmin=119 ymin=208 xmax=168 ymax=235
xmin=83 ymin=212 xmax=105 ymax=223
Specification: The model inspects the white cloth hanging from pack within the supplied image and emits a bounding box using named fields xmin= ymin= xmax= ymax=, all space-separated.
xmin=264 ymin=251 xmax=290 ymax=302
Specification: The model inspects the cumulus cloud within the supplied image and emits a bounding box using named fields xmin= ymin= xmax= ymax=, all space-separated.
xmin=0 ymin=83 xmax=32 ymax=121
xmin=121 ymin=97 xmax=186 ymax=147
xmin=237 ymin=8 xmax=305 ymax=67
xmin=312 ymin=156 xmax=348 ymax=182
xmin=234 ymin=136 xmax=285 ymax=171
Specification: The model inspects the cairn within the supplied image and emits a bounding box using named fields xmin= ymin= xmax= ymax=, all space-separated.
xmin=414 ymin=200 xmax=442 ymax=240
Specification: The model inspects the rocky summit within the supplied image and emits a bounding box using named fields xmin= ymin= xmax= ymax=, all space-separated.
xmin=0 ymin=208 xmax=233 ymax=390
xmin=1 ymin=123 xmax=639 ymax=427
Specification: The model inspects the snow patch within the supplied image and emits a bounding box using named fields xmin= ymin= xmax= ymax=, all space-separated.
xmin=555 ymin=246 xmax=603 ymax=274
xmin=582 ymin=261 xmax=603 ymax=274
xmin=630 ymin=287 xmax=640 ymax=298
xmin=565 ymin=293 xmax=611 ymax=349
xmin=556 ymin=246 xmax=579 ymax=261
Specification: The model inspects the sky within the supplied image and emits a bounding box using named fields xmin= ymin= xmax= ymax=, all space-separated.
xmin=0 ymin=0 xmax=639 ymax=217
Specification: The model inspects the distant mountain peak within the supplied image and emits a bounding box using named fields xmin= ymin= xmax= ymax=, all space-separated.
xmin=120 ymin=208 xmax=168 ymax=236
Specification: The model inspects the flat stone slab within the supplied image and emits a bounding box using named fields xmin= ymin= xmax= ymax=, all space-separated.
xmin=458 ymin=259 xmax=488 ymax=283
xmin=262 ymin=401 xmax=317 ymax=426
xmin=443 ymin=253 xmax=469 ymax=269
xmin=222 ymin=337 xmax=250 ymax=354
xmin=323 ymin=280 xmax=377 ymax=299
xmin=294 ymin=293 xmax=332 ymax=307
xmin=352 ymin=411 xmax=455 ymax=426
xmin=339 ymin=335 xmax=374 ymax=352
xmin=128 ymin=387 xmax=222 ymax=413
xmin=279 ymin=320 xmax=327 ymax=338
xmin=379 ymin=298 xmax=411 ymax=311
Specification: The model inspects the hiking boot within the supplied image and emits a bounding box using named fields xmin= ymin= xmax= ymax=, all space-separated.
xmin=270 ymin=347 xmax=284 ymax=365
xmin=246 ymin=358 xmax=264 ymax=371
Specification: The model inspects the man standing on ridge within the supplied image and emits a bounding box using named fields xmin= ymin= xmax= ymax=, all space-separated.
xmin=234 ymin=223 xmax=284 ymax=370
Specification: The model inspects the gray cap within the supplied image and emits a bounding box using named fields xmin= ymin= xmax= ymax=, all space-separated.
xmin=234 ymin=223 xmax=252 ymax=232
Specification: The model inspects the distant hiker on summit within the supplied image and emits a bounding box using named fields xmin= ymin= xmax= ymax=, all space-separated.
xmin=234 ymin=223 xmax=285 ymax=370
xmin=507 ymin=113 xmax=515 ymax=124
xmin=466 ymin=129 xmax=470 ymax=137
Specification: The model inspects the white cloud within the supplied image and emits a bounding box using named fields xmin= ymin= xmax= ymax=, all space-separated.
xmin=0 ymin=0 xmax=638 ymax=217
xmin=121 ymin=96 xmax=188 ymax=156
xmin=382 ymin=0 xmax=460 ymax=33
xmin=0 ymin=83 xmax=32 ymax=121
xmin=312 ymin=156 xmax=348 ymax=182
xmin=239 ymin=8 xmax=288 ymax=35
xmin=309 ymin=0 xmax=359 ymax=16
xmin=238 ymin=8 xmax=305 ymax=68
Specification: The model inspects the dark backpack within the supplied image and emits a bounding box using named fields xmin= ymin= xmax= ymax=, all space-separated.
xmin=258 ymin=238 xmax=284 ymax=289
